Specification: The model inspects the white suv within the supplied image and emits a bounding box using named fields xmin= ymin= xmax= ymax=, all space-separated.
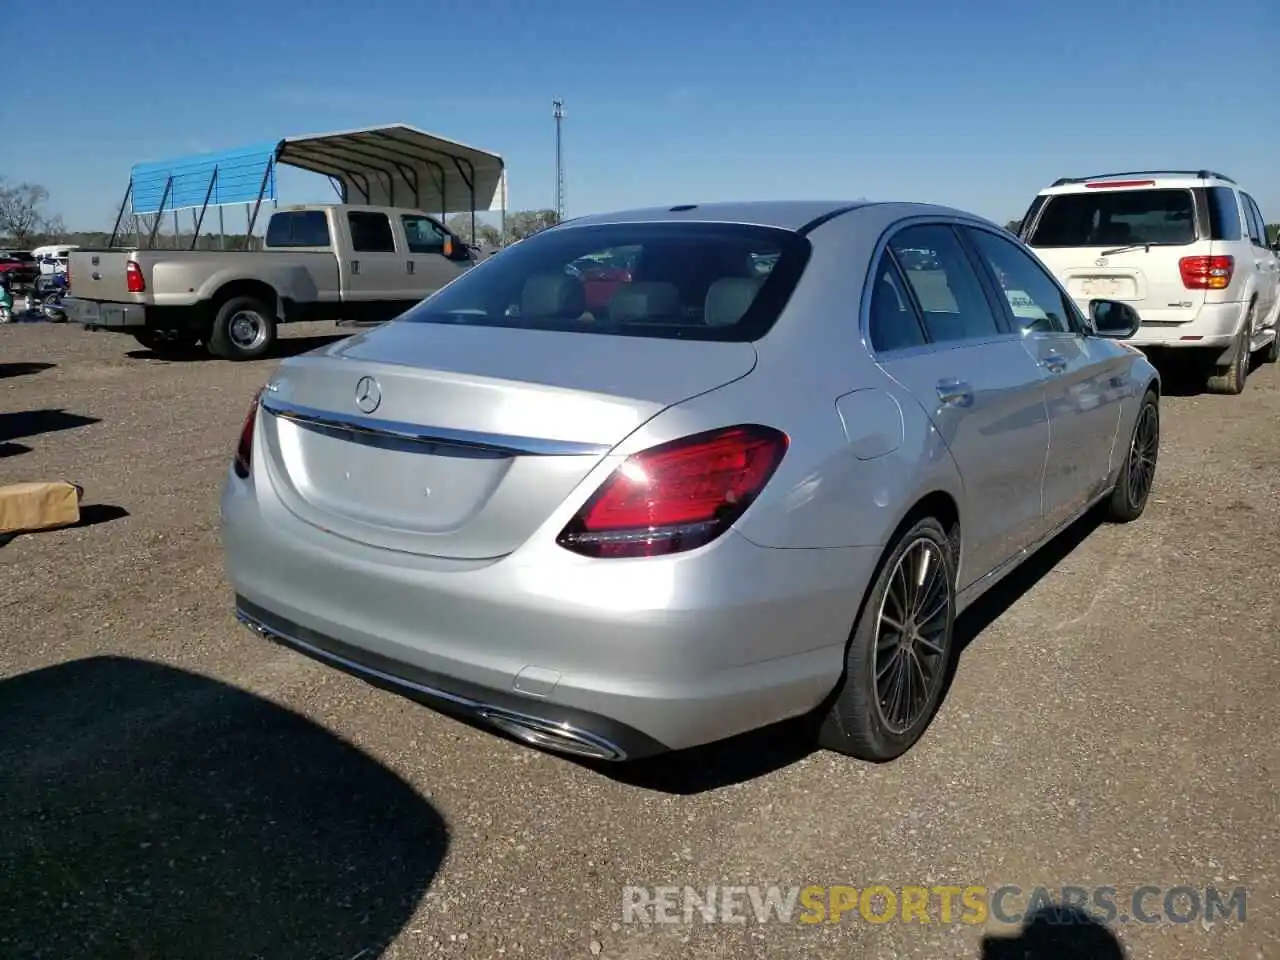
xmin=1017 ymin=170 xmax=1280 ymax=394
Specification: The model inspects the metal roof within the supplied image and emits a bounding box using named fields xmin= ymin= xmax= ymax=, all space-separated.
xmin=275 ymin=124 xmax=507 ymax=215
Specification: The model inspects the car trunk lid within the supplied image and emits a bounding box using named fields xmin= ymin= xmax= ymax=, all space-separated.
xmin=257 ymin=321 xmax=758 ymax=559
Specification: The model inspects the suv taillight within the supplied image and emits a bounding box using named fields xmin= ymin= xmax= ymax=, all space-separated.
xmin=233 ymin=388 xmax=265 ymax=479
xmin=126 ymin=261 xmax=146 ymax=293
xmin=556 ymin=425 xmax=789 ymax=558
xmin=1179 ymin=255 xmax=1233 ymax=290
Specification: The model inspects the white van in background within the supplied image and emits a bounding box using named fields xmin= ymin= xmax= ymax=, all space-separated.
xmin=1018 ymin=170 xmax=1280 ymax=395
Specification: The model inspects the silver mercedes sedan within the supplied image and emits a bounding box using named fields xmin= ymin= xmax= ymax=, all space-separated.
xmin=220 ymin=200 xmax=1161 ymax=764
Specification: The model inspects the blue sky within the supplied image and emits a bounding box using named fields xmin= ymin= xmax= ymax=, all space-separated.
xmin=7 ymin=0 xmax=1278 ymax=231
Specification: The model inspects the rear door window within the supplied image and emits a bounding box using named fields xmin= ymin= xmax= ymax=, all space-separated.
xmin=1241 ymin=194 xmax=1267 ymax=247
xmin=265 ymin=210 xmax=331 ymax=247
xmin=1028 ymin=189 xmax=1197 ymax=247
xmin=347 ymin=212 xmax=397 ymax=253
xmin=887 ymin=224 xmax=1002 ymax=343
xmin=400 ymin=222 xmax=810 ymax=342
xmin=867 ymin=254 xmax=927 ymax=352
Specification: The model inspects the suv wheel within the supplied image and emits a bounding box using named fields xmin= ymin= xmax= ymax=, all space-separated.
xmin=1205 ymin=306 xmax=1253 ymax=395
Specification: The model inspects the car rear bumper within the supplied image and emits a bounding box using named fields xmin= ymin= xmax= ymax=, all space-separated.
xmin=64 ymin=296 xmax=147 ymax=329
xmin=1124 ymin=300 xmax=1246 ymax=352
xmin=220 ymin=469 xmax=875 ymax=758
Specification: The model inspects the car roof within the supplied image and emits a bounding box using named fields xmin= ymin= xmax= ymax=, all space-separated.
xmin=1038 ymin=171 xmax=1237 ymax=196
xmin=557 ymin=200 xmax=997 ymax=233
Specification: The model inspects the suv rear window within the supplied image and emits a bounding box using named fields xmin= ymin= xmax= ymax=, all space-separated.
xmin=400 ymin=222 xmax=810 ymax=342
xmin=1027 ymin=188 xmax=1197 ymax=247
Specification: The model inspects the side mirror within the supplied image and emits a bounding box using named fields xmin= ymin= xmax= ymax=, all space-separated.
xmin=1089 ymin=299 xmax=1141 ymax=339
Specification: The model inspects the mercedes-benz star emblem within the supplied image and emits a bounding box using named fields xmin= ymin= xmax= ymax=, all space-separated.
xmin=354 ymin=376 xmax=382 ymax=414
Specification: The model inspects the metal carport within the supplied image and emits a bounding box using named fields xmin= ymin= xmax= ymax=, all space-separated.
xmin=276 ymin=124 xmax=507 ymax=242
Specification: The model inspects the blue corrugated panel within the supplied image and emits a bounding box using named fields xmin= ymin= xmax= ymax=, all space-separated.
xmin=130 ymin=141 xmax=280 ymax=214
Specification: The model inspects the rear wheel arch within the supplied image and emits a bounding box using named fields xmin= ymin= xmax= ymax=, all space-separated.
xmin=208 ymin=279 xmax=280 ymax=320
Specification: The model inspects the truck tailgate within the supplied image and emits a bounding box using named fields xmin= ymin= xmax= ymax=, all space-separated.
xmin=69 ymin=250 xmax=136 ymax=302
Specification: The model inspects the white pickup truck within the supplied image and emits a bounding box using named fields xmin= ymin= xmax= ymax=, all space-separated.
xmin=63 ymin=203 xmax=477 ymax=360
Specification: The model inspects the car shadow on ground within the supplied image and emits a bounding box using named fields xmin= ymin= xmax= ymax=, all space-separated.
xmin=0 ymin=656 xmax=447 ymax=959
xmin=0 ymin=409 xmax=100 ymax=449
xmin=980 ymin=903 xmax=1126 ymax=958
xmin=0 ymin=361 xmax=56 ymax=379
xmin=124 ymin=334 xmax=350 ymax=363
xmin=594 ymin=507 xmax=1106 ymax=797
xmin=1145 ymin=350 xmax=1268 ymax=397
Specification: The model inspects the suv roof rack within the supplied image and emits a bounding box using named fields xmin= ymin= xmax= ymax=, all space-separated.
xmin=1050 ymin=170 xmax=1235 ymax=187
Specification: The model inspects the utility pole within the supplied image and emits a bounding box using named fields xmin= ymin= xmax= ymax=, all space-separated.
xmin=553 ymin=98 xmax=565 ymax=223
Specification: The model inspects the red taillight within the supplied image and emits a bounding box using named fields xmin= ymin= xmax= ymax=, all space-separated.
xmin=126 ymin=261 xmax=145 ymax=293
xmin=1179 ymin=255 xmax=1234 ymax=290
xmin=556 ymin=425 xmax=789 ymax=558
xmin=233 ymin=388 xmax=264 ymax=479
xmin=1084 ymin=179 xmax=1156 ymax=189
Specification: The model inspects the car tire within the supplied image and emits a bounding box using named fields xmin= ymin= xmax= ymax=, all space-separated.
xmin=207 ymin=296 xmax=277 ymax=361
xmin=1205 ymin=306 xmax=1253 ymax=395
xmin=1105 ymin=390 xmax=1159 ymax=524
xmin=817 ymin=516 xmax=956 ymax=762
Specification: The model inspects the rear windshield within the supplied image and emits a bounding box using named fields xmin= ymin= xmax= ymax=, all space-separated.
xmin=399 ymin=222 xmax=811 ymax=341
xmin=1027 ymin=188 xmax=1197 ymax=248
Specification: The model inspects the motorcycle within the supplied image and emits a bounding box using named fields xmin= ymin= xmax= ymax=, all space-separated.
xmin=35 ymin=272 xmax=69 ymax=322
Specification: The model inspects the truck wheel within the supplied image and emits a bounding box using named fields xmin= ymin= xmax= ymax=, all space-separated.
xmin=208 ymin=296 xmax=277 ymax=361
xmin=1205 ymin=305 xmax=1252 ymax=395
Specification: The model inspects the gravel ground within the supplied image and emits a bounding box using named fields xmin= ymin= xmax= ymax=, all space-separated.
xmin=1 ymin=321 xmax=1277 ymax=960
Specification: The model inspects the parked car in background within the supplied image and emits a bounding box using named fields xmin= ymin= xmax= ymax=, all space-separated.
xmin=0 ymin=251 xmax=39 ymax=290
xmin=1018 ymin=170 xmax=1280 ymax=394
xmin=222 ymin=199 xmax=1161 ymax=765
xmin=62 ymin=204 xmax=477 ymax=360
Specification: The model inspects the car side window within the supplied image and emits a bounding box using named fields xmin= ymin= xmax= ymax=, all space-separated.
xmin=1242 ymin=194 xmax=1267 ymax=247
xmin=964 ymin=227 xmax=1074 ymax=334
xmin=401 ymin=215 xmax=448 ymax=254
xmin=347 ymin=212 xmax=397 ymax=253
xmin=867 ymin=254 xmax=927 ymax=352
xmin=887 ymin=225 xmax=1001 ymax=343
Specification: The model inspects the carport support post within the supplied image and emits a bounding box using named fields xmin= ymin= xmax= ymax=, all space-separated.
xmin=219 ymin=207 xmax=225 ymax=250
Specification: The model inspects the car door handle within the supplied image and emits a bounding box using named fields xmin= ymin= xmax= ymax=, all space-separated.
xmin=407 ymin=260 xmax=415 ymax=274
xmin=936 ymin=379 xmax=974 ymax=407
xmin=1041 ymin=353 xmax=1068 ymax=374
xmin=351 ymin=260 xmax=360 ymax=275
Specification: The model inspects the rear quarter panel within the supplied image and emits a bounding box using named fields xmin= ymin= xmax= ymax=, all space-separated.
xmin=563 ymin=204 xmax=967 ymax=553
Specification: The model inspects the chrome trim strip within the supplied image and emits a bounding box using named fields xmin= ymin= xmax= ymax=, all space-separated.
xmin=260 ymin=394 xmax=611 ymax=458
xmin=236 ymin=608 xmax=627 ymax=761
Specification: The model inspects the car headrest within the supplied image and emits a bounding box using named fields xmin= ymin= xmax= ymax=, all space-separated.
xmin=607 ymin=282 xmax=681 ymax=322
xmin=521 ymin=273 xmax=585 ymax=318
xmin=704 ymin=277 xmax=763 ymax=328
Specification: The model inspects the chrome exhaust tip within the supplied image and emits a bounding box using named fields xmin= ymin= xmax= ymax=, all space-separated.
xmin=477 ymin=710 xmax=626 ymax=762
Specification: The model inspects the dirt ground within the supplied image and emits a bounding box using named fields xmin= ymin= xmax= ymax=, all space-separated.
xmin=2 ymin=321 xmax=1277 ymax=960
